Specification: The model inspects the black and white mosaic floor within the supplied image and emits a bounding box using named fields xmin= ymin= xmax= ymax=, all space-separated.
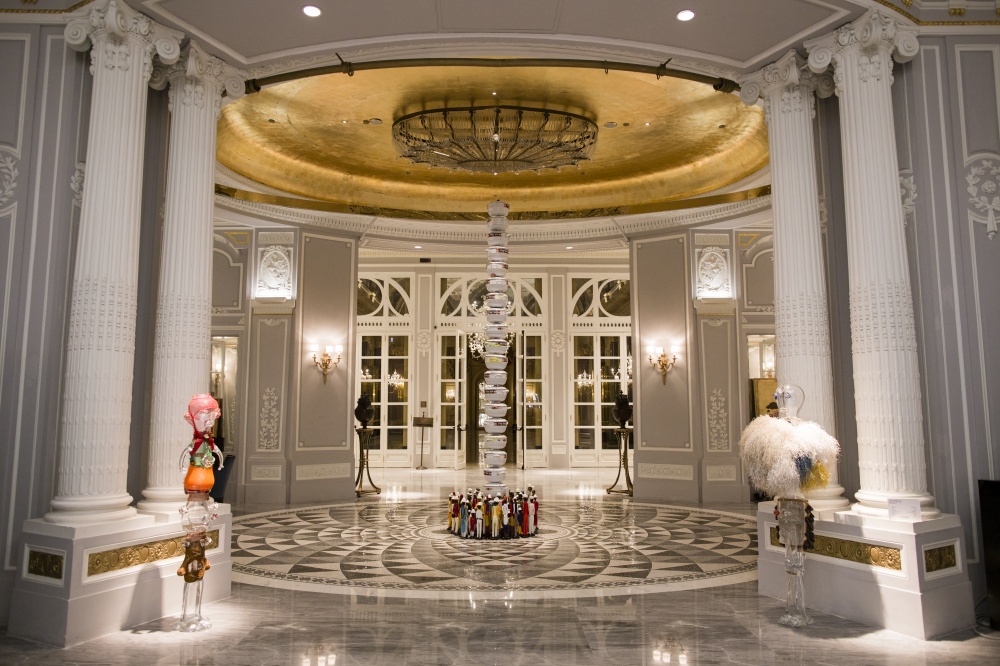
xmin=232 ymin=499 xmax=758 ymax=597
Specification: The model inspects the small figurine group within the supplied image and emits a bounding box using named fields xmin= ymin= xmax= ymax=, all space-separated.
xmin=175 ymin=393 xmax=223 ymax=633
xmin=447 ymin=485 xmax=538 ymax=539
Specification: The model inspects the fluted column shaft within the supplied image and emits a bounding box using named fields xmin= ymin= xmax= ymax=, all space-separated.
xmin=139 ymin=46 xmax=245 ymax=514
xmin=806 ymin=10 xmax=937 ymax=516
xmin=740 ymin=51 xmax=847 ymax=511
xmin=47 ymin=0 xmax=182 ymax=525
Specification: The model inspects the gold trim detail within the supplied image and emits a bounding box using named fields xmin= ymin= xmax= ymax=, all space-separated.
xmin=27 ymin=550 xmax=64 ymax=580
xmin=873 ymin=0 xmax=1000 ymax=26
xmin=0 ymin=0 xmax=93 ymax=14
xmin=87 ymin=529 xmax=220 ymax=577
xmin=769 ymin=527 xmax=902 ymax=571
xmin=924 ymin=544 xmax=958 ymax=573
xmin=215 ymin=184 xmax=771 ymax=222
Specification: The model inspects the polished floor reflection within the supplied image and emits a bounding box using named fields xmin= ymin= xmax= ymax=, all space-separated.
xmin=2 ymin=467 xmax=999 ymax=664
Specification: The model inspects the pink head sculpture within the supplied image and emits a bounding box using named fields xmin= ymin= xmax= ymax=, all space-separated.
xmin=184 ymin=394 xmax=221 ymax=436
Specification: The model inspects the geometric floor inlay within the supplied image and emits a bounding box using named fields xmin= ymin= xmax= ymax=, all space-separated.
xmin=232 ymin=500 xmax=758 ymax=597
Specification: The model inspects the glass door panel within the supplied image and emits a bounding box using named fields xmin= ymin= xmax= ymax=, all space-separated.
xmin=357 ymin=333 xmax=411 ymax=467
xmin=438 ymin=333 xmax=466 ymax=469
xmin=571 ymin=333 xmax=632 ymax=467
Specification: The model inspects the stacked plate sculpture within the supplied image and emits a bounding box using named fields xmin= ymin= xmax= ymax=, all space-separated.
xmin=482 ymin=200 xmax=511 ymax=498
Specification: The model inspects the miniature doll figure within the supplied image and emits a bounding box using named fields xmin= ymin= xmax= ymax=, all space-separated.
xmin=500 ymin=502 xmax=510 ymax=539
xmin=448 ymin=492 xmax=457 ymax=531
xmin=492 ymin=499 xmax=502 ymax=538
xmin=175 ymin=496 xmax=218 ymax=632
xmin=475 ymin=503 xmax=484 ymax=538
xmin=460 ymin=498 xmax=469 ymax=537
xmin=528 ymin=493 xmax=537 ymax=536
xmin=179 ymin=394 xmax=223 ymax=496
xmin=468 ymin=501 xmax=477 ymax=538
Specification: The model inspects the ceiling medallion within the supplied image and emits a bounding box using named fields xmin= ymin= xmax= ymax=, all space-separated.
xmin=392 ymin=105 xmax=598 ymax=174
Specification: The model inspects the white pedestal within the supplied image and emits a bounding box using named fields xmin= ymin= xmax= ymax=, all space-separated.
xmin=756 ymin=502 xmax=974 ymax=640
xmin=7 ymin=507 xmax=232 ymax=647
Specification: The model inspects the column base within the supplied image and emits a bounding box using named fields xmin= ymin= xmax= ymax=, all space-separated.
xmin=804 ymin=483 xmax=850 ymax=520
xmin=853 ymin=489 xmax=941 ymax=520
xmin=137 ymin=487 xmax=190 ymax=521
xmin=7 ymin=507 xmax=232 ymax=647
xmin=45 ymin=493 xmax=138 ymax=525
xmin=757 ymin=502 xmax=974 ymax=639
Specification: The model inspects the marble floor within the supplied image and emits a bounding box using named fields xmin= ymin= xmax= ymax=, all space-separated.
xmin=2 ymin=467 xmax=999 ymax=665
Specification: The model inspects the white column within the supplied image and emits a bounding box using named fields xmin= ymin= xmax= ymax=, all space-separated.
xmin=806 ymin=10 xmax=937 ymax=517
xmin=740 ymin=51 xmax=847 ymax=512
xmin=44 ymin=1 xmax=182 ymax=525
xmin=138 ymin=45 xmax=245 ymax=515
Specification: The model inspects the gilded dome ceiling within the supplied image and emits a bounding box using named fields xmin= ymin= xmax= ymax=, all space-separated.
xmin=216 ymin=64 xmax=769 ymax=219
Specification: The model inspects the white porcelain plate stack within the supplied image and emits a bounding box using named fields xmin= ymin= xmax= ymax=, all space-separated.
xmin=483 ymin=200 xmax=510 ymax=498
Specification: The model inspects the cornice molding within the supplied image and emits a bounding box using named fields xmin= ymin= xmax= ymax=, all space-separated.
xmin=213 ymin=190 xmax=773 ymax=251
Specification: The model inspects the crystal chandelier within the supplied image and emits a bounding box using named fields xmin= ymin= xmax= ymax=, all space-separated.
xmin=392 ymin=105 xmax=598 ymax=174
xmin=577 ymin=370 xmax=594 ymax=388
xmin=468 ymin=330 xmax=515 ymax=360
xmin=387 ymin=370 xmax=405 ymax=396
xmin=614 ymin=355 xmax=633 ymax=385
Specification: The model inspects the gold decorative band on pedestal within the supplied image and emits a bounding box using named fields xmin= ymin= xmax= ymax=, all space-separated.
xmin=924 ymin=544 xmax=958 ymax=574
xmin=769 ymin=527 xmax=902 ymax=571
xmin=87 ymin=529 xmax=220 ymax=577
xmin=27 ymin=550 xmax=64 ymax=580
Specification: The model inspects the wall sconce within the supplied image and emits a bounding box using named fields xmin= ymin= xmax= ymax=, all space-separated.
xmin=647 ymin=345 xmax=679 ymax=384
xmin=308 ymin=343 xmax=342 ymax=384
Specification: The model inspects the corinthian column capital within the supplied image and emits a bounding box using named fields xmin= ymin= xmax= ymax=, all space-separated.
xmin=65 ymin=0 xmax=183 ymax=78
xmin=804 ymin=9 xmax=919 ymax=79
xmin=739 ymin=51 xmax=834 ymax=123
xmin=151 ymin=42 xmax=247 ymax=103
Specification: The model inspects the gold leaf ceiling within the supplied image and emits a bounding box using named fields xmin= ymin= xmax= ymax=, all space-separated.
xmin=217 ymin=65 xmax=769 ymax=218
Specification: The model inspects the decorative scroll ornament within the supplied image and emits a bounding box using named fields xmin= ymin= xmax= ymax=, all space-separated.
xmin=696 ymin=246 xmax=732 ymax=298
xmin=152 ymin=42 xmax=246 ymax=112
xmin=416 ymin=329 xmax=432 ymax=357
xmin=550 ymin=330 xmax=566 ymax=355
xmin=804 ymin=9 xmax=919 ymax=91
xmin=259 ymin=387 xmax=280 ymax=450
xmin=738 ymin=50 xmax=829 ymax=123
xmin=64 ymin=0 xmax=183 ymax=77
xmin=70 ymin=162 xmax=85 ymax=207
xmin=899 ymin=170 xmax=917 ymax=227
xmin=707 ymin=389 xmax=729 ymax=452
xmin=0 ymin=153 xmax=18 ymax=207
xmin=966 ymin=158 xmax=1000 ymax=239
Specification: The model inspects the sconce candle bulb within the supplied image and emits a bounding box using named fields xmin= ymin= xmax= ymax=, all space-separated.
xmin=310 ymin=342 xmax=342 ymax=383
xmin=648 ymin=344 xmax=678 ymax=383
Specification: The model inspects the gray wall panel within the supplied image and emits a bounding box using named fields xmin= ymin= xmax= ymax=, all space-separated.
xmin=0 ymin=25 xmax=89 ymax=628
xmin=892 ymin=36 xmax=1000 ymax=603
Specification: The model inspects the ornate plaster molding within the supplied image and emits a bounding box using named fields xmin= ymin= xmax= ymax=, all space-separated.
xmin=805 ymin=9 xmax=919 ymax=92
xmin=696 ymin=246 xmax=732 ymax=299
xmin=65 ymin=0 xmax=183 ymax=78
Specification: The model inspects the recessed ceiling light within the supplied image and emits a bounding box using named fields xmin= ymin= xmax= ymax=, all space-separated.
xmin=604 ymin=122 xmax=617 ymax=129
xmin=676 ymin=9 xmax=695 ymax=21
xmin=341 ymin=119 xmax=348 ymax=124
xmin=565 ymin=246 xmax=574 ymax=250
xmin=414 ymin=245 xmax=422 ymax=249
xmin=302 ymin=5 xmax=322 ymax=18
xmin=492 ymin=91 xmax=497 ymax=96
xmin=719 ymin=124 xmax=726 ymax=129
xmin=644 ymin=122 xmax=651 ymax=126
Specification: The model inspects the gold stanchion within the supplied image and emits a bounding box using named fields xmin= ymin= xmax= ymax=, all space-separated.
xmin=354 ymin=427 xmax=381 ymax=496
xmin=606 ymin=428 xmax=633 ymax=496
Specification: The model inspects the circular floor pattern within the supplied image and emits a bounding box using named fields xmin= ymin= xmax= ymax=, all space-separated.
xmin=231 ymin=500 xmax=757 ymax=598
